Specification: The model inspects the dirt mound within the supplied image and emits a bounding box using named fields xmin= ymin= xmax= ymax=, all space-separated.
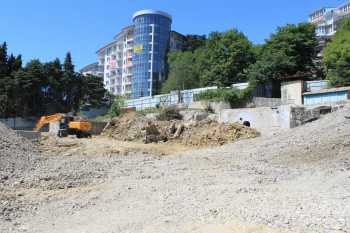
xmin=103 ymin=111 xmax=259 ymax=147
xmin=175 ymin=121 xmax=259 ymax=147
xmin=0 ymin=123 xmax=41 ymax=184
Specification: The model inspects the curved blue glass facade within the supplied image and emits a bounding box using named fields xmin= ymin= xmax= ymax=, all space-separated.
xmin=132 ymin=10 xmax=172 ymax=98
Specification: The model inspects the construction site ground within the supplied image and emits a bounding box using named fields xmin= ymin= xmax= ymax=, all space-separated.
xmin=1 ymin=107 xmax=350 ymax=233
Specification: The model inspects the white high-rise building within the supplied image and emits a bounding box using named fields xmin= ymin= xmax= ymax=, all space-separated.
xmin=97 ymin=26 xmax=134 ymax=98
xmin=97 ymin=10 xmax=185 ymax=99
xmin=309 ymin=1 xmax=350 ymax=37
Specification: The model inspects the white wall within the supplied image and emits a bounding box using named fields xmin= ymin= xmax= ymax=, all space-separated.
xmin=281 ymin=80 xmax=303 ymax=105
xmin=218 ymin=105 xmax=291 ymax=136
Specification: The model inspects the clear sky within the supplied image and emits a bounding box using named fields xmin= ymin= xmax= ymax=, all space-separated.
xmin=0 ymin=0 xmax=346 ymax=70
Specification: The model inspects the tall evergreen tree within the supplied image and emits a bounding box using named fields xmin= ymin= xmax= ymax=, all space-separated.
xmin=0 ymin=42 xmax=8 ymax=77
xmin=7 ymin=54 xmax=22 ymax=74
xmin=63 ymin=52 xmax=74 ymax=74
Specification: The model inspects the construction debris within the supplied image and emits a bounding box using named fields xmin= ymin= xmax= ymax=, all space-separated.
xmin=102 ymin=108 xmax=259 ymax=147
xmin=0 ymin=123 xmax=41 ymax=185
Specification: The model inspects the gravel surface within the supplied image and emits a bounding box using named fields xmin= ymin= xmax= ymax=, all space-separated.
xmin=0 ymin=123 xmax=41 ymax=184
xmin=1 ymin=106 xmax=350 ymax=233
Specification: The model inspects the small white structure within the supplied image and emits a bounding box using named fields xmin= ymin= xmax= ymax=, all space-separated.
xmin=281 ymin=80 xmax=304 ymax=105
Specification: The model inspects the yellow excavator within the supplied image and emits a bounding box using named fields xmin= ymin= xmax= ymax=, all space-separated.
xmin=34 ymin=113 xmax=92 ymax=138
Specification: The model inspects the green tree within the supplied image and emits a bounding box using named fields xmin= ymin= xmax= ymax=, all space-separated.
xmin=183 ymin=35 xmax=206 ymax=51
xmin=15 ymin=60 xmax=46 ymax=116
xmin=81 ymin=74 xmax=106 ymax=107
xmin=248 ymin=23 xmax=318 ymax=95
xmin=62 ymin=52 xmax=83 ymax=112
xmin=323 ymin=19 xmax=350 ymax=87
xmin=0 ymin=42 xmax=22 ymax=117
xmin=0 ymin=42 xmax=8 ymax=77
xmin=199 ymin=29 xmax=255 ymax=87
xmin=162 ymin=50 xmax=202 ymax=93
xmin=43 ymin=58 xmax=64 ymax=113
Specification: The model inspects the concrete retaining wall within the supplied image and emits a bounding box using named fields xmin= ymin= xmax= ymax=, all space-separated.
xmin=251 ymin=97 xmax=282 ymax=107
xmin=15 ymin=130 xmax=41 ymax=140
xmin=0 ymin=117 xmax=36 ymax=130
xmin=218 ymin=105 xmax=291 ymax=136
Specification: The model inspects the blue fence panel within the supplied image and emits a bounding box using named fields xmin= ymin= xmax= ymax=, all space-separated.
xmin=305 ymin=80 xmax=328 ymax=92
xmin=125 ymin=86 xmax=219 ymax=110
xmin=303 ymin=91 xmax=348 ymax=105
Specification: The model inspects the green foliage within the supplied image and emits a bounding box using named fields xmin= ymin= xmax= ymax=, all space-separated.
xmin=162 ymin=50 xmax=202 ymax=93
xmin=92 ymin=114 xmax=112 ymax=122
xmin=163 ymin=29 xmax=255 ymax=93
xmin=136 ymin=107 xmax=162 ymax=116
xmin=183 ymin=35 xmax=206 ymax=51
xmin=82 ymin=74 xmax=106 ymax=107
xmin=194 ymin=88 xmax=250 ymax=108
xmin=248 ymin=23 xmax=318 ymax=86
xmin=199 ymin=29 xmax=255 ymax=87
xmin=323 ymin=19 xmax=350 ymax=87
xmin=0 ymin=42 xmax=106 ymax=118
xmin=108 ymin=95 xmax=125 ymax=118
xmin=0 ymin=42 xmax=22 ymax=117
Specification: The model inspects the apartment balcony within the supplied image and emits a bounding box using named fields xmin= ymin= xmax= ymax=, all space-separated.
xmin=334 ymin=12 xmax=350 ymax=21
xmin=125 ymin=62 xmax=132 ymax=68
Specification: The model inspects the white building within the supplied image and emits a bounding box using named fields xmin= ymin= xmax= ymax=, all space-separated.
xmin=309 ymin=1 xmax=350 ymax=37
xmin=80 ymin=62 xmax=104 ymax=77
xmin=97 ymin=10 xmax=185 ymax=99
xmin=97 ymin=26 xmax=134 ymax=98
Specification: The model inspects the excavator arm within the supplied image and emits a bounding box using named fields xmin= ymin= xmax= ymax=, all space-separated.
xmin=34 ymin=113 xmax=64 ymax=132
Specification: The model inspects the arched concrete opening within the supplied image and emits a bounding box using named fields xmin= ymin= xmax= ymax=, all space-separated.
xmin=243 ymin=121 xmax=251 ymax=127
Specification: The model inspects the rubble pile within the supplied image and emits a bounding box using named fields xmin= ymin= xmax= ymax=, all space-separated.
xmin=0 ymin=123 xmax=41 ymax=184
xmin=175 ymin=121 xmax=259 ymax=146
xmin=103 ymin=109 xmax=259 ymax=147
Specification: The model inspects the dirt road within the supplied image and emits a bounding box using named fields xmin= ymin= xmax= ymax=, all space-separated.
xmin=1 ymin=107 xmax=350 ymax=233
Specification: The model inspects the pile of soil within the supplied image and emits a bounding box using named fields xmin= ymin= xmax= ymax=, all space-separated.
xmin=0 ymin=123 xmax=41 ymax=184
xmin=175 ymin=121 xmax=259 ymax=147
xmin=103 ymin=111 xmax=259 ymax=147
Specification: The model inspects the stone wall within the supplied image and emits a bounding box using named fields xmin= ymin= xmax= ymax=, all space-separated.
xmin=290 ymin=105 xmax=333 ymax=128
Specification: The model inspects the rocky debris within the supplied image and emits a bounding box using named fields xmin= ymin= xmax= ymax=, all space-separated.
xmin=103 ymin=109 xmax=259 ymax=146
xmin=2 ymin=106 xmax=350 ymax=232
xmin=175 ymin=121 xmax=259 ymax=146
xmin=142 ymin=122 xmax=167 ymax=144
xmin=0 ymin=123 xmax=115 ymax=224
xmin=0 ymin=123 xmax=41 ymax=185
xmin=156 ymin=107 xmax=182 ymax=121
xmin=179 ymin=110 xmax=208 ymax=121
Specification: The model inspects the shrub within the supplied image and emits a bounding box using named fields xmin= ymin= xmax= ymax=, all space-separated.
xmin=108 ymin=96 xmax=125 ymax=118
xmin=194 ymin=87 xmax=251 ymax=108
